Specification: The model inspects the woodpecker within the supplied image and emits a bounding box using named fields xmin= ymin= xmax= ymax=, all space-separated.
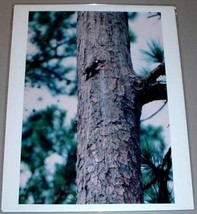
xmin=83 ymin=59 xmax=105 ymax=80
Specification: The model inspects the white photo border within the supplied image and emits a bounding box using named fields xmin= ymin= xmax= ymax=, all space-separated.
xmin=1 ymin=4 xmax=194 ymax=212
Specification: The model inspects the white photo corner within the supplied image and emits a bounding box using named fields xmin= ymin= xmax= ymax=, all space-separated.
xmin=1 ymin=4 xmax=194 ymax=212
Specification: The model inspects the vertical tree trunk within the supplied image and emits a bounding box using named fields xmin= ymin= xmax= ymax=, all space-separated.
xmin=76 ymin=12 xmax=143 ymax=204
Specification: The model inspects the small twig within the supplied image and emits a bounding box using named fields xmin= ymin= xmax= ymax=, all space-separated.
xmin=141 ymin=101 xmax=167 ymax=122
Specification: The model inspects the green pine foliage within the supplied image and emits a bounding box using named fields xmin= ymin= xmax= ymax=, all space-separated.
xmin=26 ymin=11 xmax=77 ymax=95
xmin=19 ymin=106 xmax=77 ymax=204
xmin=128 ymin=12 xmax=138 ymax=43
xmin=141 ymin=40 xmax=164 ymax=64
xmin=140 ymin=125 xmax=174 ymax=203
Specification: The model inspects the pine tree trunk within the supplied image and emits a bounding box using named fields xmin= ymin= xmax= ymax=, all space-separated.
xmin=76 ymin=12 xmax=143 ymax=204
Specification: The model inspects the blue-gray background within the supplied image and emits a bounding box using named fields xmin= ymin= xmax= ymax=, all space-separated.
xmin=0 ymin=0 xmax=196 ymax=213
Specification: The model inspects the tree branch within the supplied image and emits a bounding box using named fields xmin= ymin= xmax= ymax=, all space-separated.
xmin=161 ymin=147 xmax=172 ymax=173
xmin=140 ymin=63 xmax=167 ymax=105
xmin=141 ymin=82 xmax=167 ymax=105
xmin=145 ymin=62 xmax=165 ymax=83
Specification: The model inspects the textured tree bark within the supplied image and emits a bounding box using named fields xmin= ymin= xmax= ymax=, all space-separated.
xmin=76 ymin=12 xmax=144 ymax=204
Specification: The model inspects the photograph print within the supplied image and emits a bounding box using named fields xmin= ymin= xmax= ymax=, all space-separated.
xmin=1 ymin=4 xmax=193 ymax=212
xmin=20 ymin=9 xmax=172 ymax=204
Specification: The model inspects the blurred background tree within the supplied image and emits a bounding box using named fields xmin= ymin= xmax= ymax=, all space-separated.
xmin=20 ymin=106 xmax=77 ymax=204
xmin=140 ymin=125 xmax=174 ymax=203
xmin=25 ymin=11 xmax=77 ymax=95
xmin=20 ymin=11 xmax=78 ymax=204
